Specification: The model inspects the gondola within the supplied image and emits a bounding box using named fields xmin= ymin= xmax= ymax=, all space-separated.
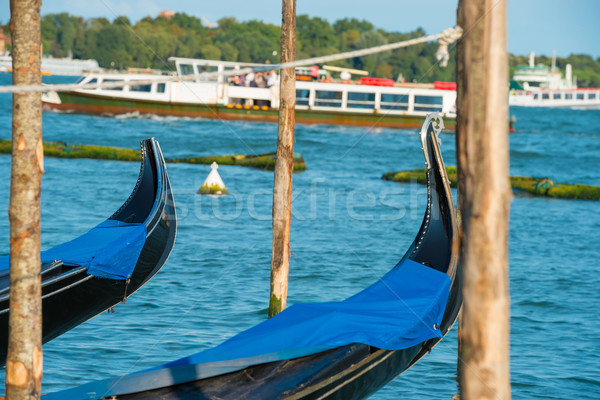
xmin=0 ymin=138 xmax=176 ymax=366
xmin=45 ymin=113 xmax=459 ymax=400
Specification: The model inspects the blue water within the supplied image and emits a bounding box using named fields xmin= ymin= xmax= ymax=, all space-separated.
xmin=0 ymin=74 xmax=599 ymax=399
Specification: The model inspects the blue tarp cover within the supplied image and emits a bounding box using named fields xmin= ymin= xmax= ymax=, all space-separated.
xmin=44 ymin=259 xmax=451 ymax=399
xmin=0 ymin=220 xmax=146 ymax=280
xmin=159 ymin=258 xmax=451 ymax=369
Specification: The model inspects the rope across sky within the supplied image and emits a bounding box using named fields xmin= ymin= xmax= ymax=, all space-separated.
xmin=0 ymin=26 xmax=463 ymax=94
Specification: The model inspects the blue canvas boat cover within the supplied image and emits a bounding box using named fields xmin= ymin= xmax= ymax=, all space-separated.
xmin=0 ymin=220 xmax=146 ymax=280
xmin=158 ymin=258 xmax=450 ymax=369
xmin=43 ymin=259 xmax=451 ymax=400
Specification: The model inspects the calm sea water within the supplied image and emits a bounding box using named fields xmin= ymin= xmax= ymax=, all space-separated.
xmin=0 ymin=74 xmax=598 ymax=399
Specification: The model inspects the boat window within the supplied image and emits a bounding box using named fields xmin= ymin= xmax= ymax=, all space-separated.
xmin=542 ymin=93 xmax=549 ymax=100
xmin=589 ymin=93 xmax=597 ymax=100
xmin=380 ymin=93 xmax=409 ymax=110
xmin=314 ymin=90 xmax=342 ymax=107
xmin=156 ymin=83 xmax=166 ymax=93
xmin=296 ymin=89 xmax=310 ymax=106
xmin=565 ymin=93 xmax=573 ymax=100
xmin=179 ymin=64 xmax=195 ymax=75
xmin=130 ymin=83 xmax=152 ymax=92
xmin=577 ymin=93 xmax=584 ymax=100
xmin=102 ymin=79 xmax=124 ymax=91
xmin=197 ymin=65 xmax=218 ymax=81
xmin=414 ymin=95 xmax=443 ymax=112
xmin=85 ymin=78 xmax=97 ymax=87
xmin=553 ymin=93 xmax=561 ymax=100
xmin=533 ymin=93 xmax=539 ymax=100
xmin=347 ymin=92 xmax=375 ymax=109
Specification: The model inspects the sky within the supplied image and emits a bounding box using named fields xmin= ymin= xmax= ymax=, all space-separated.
xmin=1 ymin=0 xmax=599 ymax=58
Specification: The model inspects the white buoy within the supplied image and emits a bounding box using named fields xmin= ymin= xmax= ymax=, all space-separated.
xmin=198 ymin=162 xmax=228 ymax=195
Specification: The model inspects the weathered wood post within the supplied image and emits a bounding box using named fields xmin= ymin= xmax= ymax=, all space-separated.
xmin=269 ymin=0 xmax=296 ymax=318
xmin=6 ymin=1 xmax=44 ymax=399
xmin=456 ymin=0 xmax=512 ymax=399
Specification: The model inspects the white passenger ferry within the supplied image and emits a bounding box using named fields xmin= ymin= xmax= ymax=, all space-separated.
xmin=0 ymin=53 xmax=100 ymax=76
xmin=509 ymin=53 xmax=600 ymax=109
xmin=42 ymin=58 xmax=458 ymax=130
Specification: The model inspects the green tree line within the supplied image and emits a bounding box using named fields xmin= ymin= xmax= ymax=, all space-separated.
xmin=3 ymin=12 xmax=600 ymax=86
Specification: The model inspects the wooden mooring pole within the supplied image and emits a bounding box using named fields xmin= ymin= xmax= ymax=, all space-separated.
xmin=456 ymin=0 xmax=512 ymax=399
xmin=6 ymin=0 xmax=44 ymax=399
xmin=269 ymin=0 xmax=296 ymax=318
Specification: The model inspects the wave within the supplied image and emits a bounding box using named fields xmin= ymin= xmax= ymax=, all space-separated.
xmin=111 ymin=111 xmax=211 ymax=122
